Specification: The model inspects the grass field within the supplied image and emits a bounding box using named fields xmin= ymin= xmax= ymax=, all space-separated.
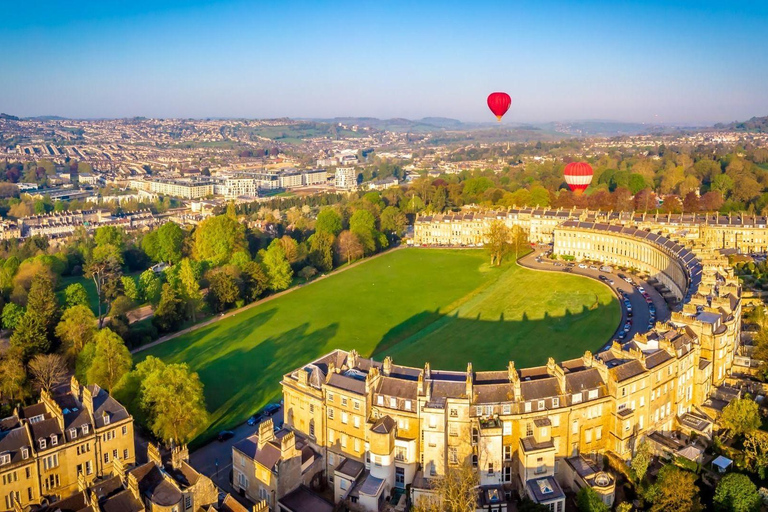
xmin=138 ymin=249 xmax=619 ymax=441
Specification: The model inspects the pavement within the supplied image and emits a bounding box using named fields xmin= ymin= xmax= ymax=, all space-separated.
xmin=189 ymin=407 xmax=284 ymax=505
xmin=518 ymin=246 xmax=671 ymax=350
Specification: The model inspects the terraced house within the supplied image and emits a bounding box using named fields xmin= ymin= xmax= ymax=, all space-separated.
xmin=414 ymin=207 xmax=768 ymax=254
xmin=272 ymin=224 xmax=743 ymax=511
xmin=0 ymin=377 xmax=135 ymax=509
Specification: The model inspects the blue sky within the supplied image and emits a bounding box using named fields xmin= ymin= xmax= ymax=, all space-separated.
xmin=1 ymin=0 xmax=766 ymax=123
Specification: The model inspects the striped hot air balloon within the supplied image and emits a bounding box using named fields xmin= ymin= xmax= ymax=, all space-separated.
xmin=563 ymin=162 xmax=593 ymax=193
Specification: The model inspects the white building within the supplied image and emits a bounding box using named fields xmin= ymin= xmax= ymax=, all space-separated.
xmin=335 ymin=167 xmax=358 ymax=190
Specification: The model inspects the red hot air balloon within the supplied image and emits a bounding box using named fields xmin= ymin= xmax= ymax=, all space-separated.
xmin=487 ymin=92 xmax=511 ymax=121
xmin=563 ymin=162 xmax=593 ymax=193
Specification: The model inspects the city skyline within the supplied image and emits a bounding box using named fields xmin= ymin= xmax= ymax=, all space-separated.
xmin=1 ymin=0 xmax=767 ymax=124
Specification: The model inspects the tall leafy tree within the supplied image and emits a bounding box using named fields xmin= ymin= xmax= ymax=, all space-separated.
xmin=153 ymin=283 xmax=186 ymax=333
xmin=2 ymin=303 xmax=24 ymax=331
xmin=380 ymin=206 xmax=407 ymax=237
xmin=239 ymin=261 xmax=269 ymax=302
xmin=485 ymin=220 xmax=511 ymax=266
xmin=28 ymin=353 xmax=67 ymax=394
xmin=178 ymin=258 xmax=202 ymax=322
xmin=315 ymin=208 xmax=343 ymax=236
xmin=64 ymin=283 xmax=90 ymax=308
xmin=85 ymin=328 xmax=132 ymax=392
xmin=85 ymin=243 xmax=123 ymax=327
xmin=156 ymin=222 xmax=185 ymax=264
xmin=308 ymin=231 xmax=335 ymax=272
xmin=138 ymin=269 xmax=162 ymax=305
xmin=349 ymin=209 xmax=377 ymax=254
xmin=206 ymin=266 xmax=241 ymax=313
xmin=192 ymin=215 xmax=246 ymax=266
xmin=721 ymin=397 xmax=761 ymax=438
xmin=644 ymin=465 xmax=701 ymax=512
xmin=262 ymin=239 xmax=293 ymax=291
xmin=55 ymin=305 xmax=97 ymax=359
xmin=576 ymin=487 xmax=609 ymax=512
xmin=714 ymin=473 xmax=761 ymax=512
xmin=136 ymin=356 xmax=208 ymax=445
xmin=10 ymin=314 xmax=49 ymax=360
xmin=26 ymin=274 xmax=59 ymax=337
xmin=0 ymin=351 xmax=28 ymax=403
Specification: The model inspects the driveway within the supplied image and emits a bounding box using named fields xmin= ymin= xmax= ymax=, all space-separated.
xmin=518 ymin=247 xmax=671 ymax=350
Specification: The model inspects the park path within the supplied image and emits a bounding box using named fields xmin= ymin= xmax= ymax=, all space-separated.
xmin=131 ymin=245 xmax=405 ymax=354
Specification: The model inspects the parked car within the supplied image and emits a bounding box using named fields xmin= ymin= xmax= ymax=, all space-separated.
xmin=599 ymin=275 xmax=608 ymax=282
xmin=637 ymin=286 xmax=646 ymax=293
xmin=264 ymin=403 xmax=281 ymax=416
xmin=247 ymin=414 xmax=262 ymax=426
xmin=578 ymin=263 xmax=588 ymax=269
xmin=623 ymin=321 xmax=631 ymax=332
xmin=589 ymin=265 xmax=599 ymax=270
xmin=217 ymin=430 xmax=235 ymax=442
xmin=618 ymin=273 xmax=627 ymax=280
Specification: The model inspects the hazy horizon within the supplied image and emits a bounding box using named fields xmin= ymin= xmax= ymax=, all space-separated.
xmin=2 ymin=1 xmax=767 ymax=124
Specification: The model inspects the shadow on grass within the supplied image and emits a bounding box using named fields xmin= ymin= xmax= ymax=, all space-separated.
xmin=372 ymin=301 xmax=620 ymax=372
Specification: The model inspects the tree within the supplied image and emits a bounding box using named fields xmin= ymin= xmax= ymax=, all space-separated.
xmin=28 ymin=353 xmax=67 ymax=393
xmin=486 ymin=220 xmax=511 ymax=266
xmin=10 ymin=313 xmax=50 ymax=360
xmin=262 ymin=239 xmax=293 ymax=291
xmin=178 ymin=258 xmax=203 ymax=322
xmin=0 ymin=352 xmax=28 ymax=403
xmin=743 ymin=430 xmax=768 ymax=479
xmin=380 ymin=206 xmax=407 ymax=237
xmin=192 ymin=215 xmax=246 ymax=266
xmin=64 ymin=283 xmax=90 ymax=308
xmin=153 ymin=283 xmax=186 ymax=333
xmin=85 ymin=243 xmax=123 ymax=327
xmin=720 ymin=397 xmax=761 ymax=438
xmin=85 ymin=328 xmax=132 ymax=392
xmin=156 ymin=222 xmax=185 ymax=264
xmin=298 ymin=266 xmax=318 ymax=282
xmin=55 ymin=305 xmax=97 ymax=359
xmin=713 ymin=473 xmax=761 ymax=512
xmin=510 ymin=224 xmax=529 ymax=259
xmin=335 ymin=230 xmax=364 ymax=265
xmin=644 ymin=465 xmax=701 ymax=512
xmin=136 ymin=357 xmax=208 ymax=445
xmin=315 ymin=208 xmax=343 ymax=236
xmin=239 ymin=261 xmax=269 ymax=302
xmin=26 ymin=274 xmax=59 ymax=337
xmin=576 ymin=486 xmax=609 ymax=512
xmin=138 ymin=269 xmax=162 ymax=305
xmin=631 ymin=440 xmax=652 ymax=482
xmin=121 ymin=276 xmax=140 ymax=302
xmin=349 ymin=209 xmax=377 ymax=255
xmin=94 ymin=226 xmax=125 ymax=250
xmin=308 ymin=231 xmax=335 ymax=272
xmin=2 ymin=302 xmax=24 ymax=330
xmin=411 ymin=464 xmax=478 ymax=512
xmin=206 ymin=266 xmax=241 ymax=312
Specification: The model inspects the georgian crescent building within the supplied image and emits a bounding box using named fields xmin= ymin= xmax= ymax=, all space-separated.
xmin=270 ymin=212 xmax=747 ymax=512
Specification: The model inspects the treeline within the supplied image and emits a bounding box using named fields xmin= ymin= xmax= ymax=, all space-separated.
xmin=395 ymin=144 xmax=768 ymax=215
xmin=0 ymin=224 xmax=209 ymax=444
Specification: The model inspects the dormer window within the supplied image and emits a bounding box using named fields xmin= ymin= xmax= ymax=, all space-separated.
xmin=39 ymin=439 xmax=47 ymax=450
xmin=103 ymin=413 xmax=110 ymax=425
xmin=50 ymin=434 xmax=58 ymax=446
xmin=21 ymin=447 xmax=29 ymax=460
xmin=70 ymin=428 xmax=77 ymax=439
xmin=0 ymin=452 xmax=10 ymax=465
xmin=82 ymin=424 xmax=89 ymax=434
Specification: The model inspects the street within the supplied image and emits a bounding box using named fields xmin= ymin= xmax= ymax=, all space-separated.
xmin=188 ymin=407 xmax=284 ymax=505
xmin=519 ymin=247 xmax=671 ymax=350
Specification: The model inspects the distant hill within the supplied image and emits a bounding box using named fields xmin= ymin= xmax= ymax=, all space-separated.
xmin=25 ymin=115 xmax=69 ymax=121
xmin=314 ymin=117 xmax=497 ymax=133
xmin=0 ymin=113 xmax=20 ymax=121
xmin=714 ymin=115 xmax=768 ymax=133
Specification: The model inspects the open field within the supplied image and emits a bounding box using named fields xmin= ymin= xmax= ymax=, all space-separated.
xmin=138 ymin=249 xmax=619 ymax=441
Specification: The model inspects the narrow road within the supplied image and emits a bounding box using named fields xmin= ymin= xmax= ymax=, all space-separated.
xmin=518 ymin=246 xmax=671 ymax=350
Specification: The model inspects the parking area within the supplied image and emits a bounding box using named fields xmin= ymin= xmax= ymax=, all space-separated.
xmin=519 ymin=246 xmax=671 ymax=349
xmin=189 ymin=406 xmax=284 ymax=505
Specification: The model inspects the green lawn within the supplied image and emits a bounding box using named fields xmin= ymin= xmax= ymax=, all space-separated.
xmin=138 ymin=249 xmax=619 ymax=441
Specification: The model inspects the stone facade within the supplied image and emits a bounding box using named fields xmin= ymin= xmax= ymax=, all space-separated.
xmin=278 ymin=224 xmax=743 ymax=511
xmin=0 ymin=377 xmax=135 ymax=509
